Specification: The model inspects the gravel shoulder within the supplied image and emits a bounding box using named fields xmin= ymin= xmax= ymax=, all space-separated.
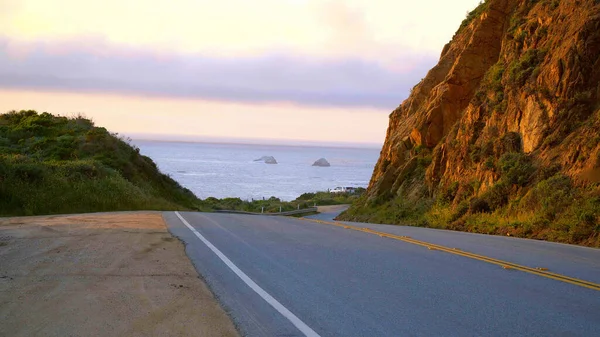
xmin=0 ymin=211 xmax=239 ymax=337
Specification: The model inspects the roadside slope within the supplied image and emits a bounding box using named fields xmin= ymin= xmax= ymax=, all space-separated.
xmin=0 ymin=110 xmax=200 ymax=216
xmin=0 ymin=212 xmax=238 ymax=337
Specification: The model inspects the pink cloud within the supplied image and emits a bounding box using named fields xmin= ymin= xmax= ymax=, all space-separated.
xmin=0 ymin=37 xmax=437 ymax=109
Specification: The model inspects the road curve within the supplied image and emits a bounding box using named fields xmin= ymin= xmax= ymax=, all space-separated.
xmin=164 ymin=211 xmax=600 ymax=337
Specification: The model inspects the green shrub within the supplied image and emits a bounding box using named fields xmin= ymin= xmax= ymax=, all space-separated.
xmin=455 ymin=183 xmax=475 ymax=203
xmin=0 ymin=110 xmax=200 ymax=215
xmin=438 ymin=181 xmax=459 ymax=205
xmin=13 ymin=163 xmax=46 ymax=182
xmin=498 ymin=152 xmax=535 ymax=186
xmin=296 ymin=192 xmax=316 ymax=200
xmin=508 ymin=16 xmax=526 ymax=36
xmin=522 ymin=174 xmax=573 ymax=220
xmin=501 ymin=132 xmax=522 ymax=152
xmin=200 ymin=189 xmax=366 ymax=214
xmin=469 ymin=145 xmax=482 ymax=163
xmin=450 ymin=201 xmax=469 ymax=222
xmin=480 ymin=182 xmax=510 ymax=211
xmin=483 ymin=62 xmax=506 ymax=99
xmin=508 ymin=49 xmax=547 ymax=86
xmin=469 ymin=197 xmax=491 ymax=213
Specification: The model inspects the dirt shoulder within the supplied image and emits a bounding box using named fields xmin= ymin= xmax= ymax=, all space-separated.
xmin=0 ymin=212 xmax=239 ymax=337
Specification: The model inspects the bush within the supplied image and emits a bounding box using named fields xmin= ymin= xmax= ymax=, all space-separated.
xmin=469 ymin=145 xmax=482 ymax=163
xmin=450 ymin=201 xmax=469 ymax=222
xmin=480 ymin=182 xmax=510 ymax=211
xmin=508 ymin=49 xmax=547 ymax=86
xmin=487 ymin=62 xmax=505 ymax=92
xmin=13 ymin=163 xmax=46 ymax=182
xmin=0 ymin=110 xmax=200 ymax=215
xmin=469 ymin=198 xmax=491 ymax=213
xmin=198 ymin=188 xmax=367 ymax=214
xmin=501 ymin=132 xmax=522 ymax=152
xmin=498 ymin=152 xmax=535 ymax=186
xmin=296 ymin=192 xmax=316 ymax=200
xmin=522 ymin=174 xmax=573 ymax=220
xmin=438 ymin=181 xmax=459 ymax=205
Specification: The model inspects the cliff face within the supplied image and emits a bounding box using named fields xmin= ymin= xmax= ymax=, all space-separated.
xmin=341 ymin=0 xmax=600 ymax=247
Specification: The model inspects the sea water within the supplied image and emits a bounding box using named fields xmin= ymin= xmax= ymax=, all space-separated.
xmin=134 ymin=140 xmax=380 ymax=201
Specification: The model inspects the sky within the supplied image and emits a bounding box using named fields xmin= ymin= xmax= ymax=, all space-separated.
xmin=0 ymin=0 xmax=481 ymax=146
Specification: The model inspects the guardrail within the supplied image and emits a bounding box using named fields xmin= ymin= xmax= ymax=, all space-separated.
xmin=213 ymin=207 xmax=318 ymax=216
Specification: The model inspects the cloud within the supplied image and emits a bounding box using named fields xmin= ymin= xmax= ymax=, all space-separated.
xmin=0 ymin=0 xmax=482 ymax=60
xmin=0 ymin=38 xmax=437 ymax=109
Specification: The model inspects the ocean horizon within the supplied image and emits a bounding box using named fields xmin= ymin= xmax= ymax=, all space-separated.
xmin=129 ymin=133 xmax=384 ymax=149
xmin=134 ymin=140 xmax=381 ymax=201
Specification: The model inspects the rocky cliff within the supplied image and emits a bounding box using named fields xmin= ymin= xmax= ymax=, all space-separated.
xmin=340 ymin=0 xmax=600 ymax=247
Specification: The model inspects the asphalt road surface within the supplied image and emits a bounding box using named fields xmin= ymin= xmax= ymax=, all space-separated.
xmin=164 ymin=211 xmax=600 ymax=337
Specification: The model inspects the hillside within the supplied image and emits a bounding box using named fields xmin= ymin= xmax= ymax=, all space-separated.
xmin=0 ymin=110 xmax=200 ymax=215
xmin=340 ymin=0 xmax=600 ymax=247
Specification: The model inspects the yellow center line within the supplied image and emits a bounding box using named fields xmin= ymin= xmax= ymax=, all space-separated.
xmin=300 ymin=218 xmax=600 ymax=292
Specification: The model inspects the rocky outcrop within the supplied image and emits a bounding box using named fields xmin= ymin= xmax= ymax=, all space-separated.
xmin=254 ymin=156 xmax=278 ymax=164
xmin=312 ymin=158 xmax=331 ymax=167
xmin=341 ymin=0 xmax=600 ymax=247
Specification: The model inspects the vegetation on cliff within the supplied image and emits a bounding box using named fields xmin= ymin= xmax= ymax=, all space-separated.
xmin=0 ymin=110 xmax=200 ymax=215
xmin=204 ymin=189 xmax=364 ymax=213
xmin=340 ymin=0 xmax=600 ymax=247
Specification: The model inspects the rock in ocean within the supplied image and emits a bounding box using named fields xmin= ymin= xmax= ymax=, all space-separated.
xmin=254 ymin=156 xmax=278 ymax=164
xmin=312 ymin=158 xmax=331 ymax=167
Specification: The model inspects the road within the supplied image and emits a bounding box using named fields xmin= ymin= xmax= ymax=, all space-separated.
xmin=164 ymin=211 xmax=600 ymax=337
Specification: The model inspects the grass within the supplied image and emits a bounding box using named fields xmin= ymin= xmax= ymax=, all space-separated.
xmin=426 ymin=181 xmax=600 ymax=247
xmin=1 ymin=110 xmax=367 ymax=217
xmin=0 ymin=110 xmax=200 ymax=216
xmin=203 ymin=189 xmax=365 ymax=214
xmin=341 ymin=167 xmax=600 ymax=247
xmin=0 ymin=110 xmax=369 ymax=217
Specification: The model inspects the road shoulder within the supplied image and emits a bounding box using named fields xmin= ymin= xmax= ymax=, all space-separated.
xmin=0 ymin=211 xmax=239 ymax=337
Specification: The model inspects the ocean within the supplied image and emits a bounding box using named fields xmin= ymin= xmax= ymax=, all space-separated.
xmin=134 ymin=140 xmax=381 ymax=201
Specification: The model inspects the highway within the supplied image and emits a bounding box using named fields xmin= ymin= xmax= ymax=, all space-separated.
xmin=164 ymin=211 xmax=600 ymax=337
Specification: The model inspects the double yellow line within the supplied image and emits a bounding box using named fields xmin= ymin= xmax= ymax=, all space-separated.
xmin=300 ymin=218 xmax=600 ymax=292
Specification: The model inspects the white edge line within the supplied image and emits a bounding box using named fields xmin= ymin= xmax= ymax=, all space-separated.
xmin=174 ymin=211 xmax=321 ymax=337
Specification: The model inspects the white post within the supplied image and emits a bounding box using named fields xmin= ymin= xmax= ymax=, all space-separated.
xmin=297 ymin=204 xmax=300 ymax=210
xmin=279 ymin=206 xmax=282 ymax=213
xmin=261 ymin=207 xmax=264 ymax=214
